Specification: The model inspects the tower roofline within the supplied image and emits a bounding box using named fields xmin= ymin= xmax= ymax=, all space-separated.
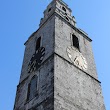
xmin=55 ymin=0 xmax=72 ymax=12
xmin=56 ymin=0 xmax=68 ymax=7
xmin=24 ymin=12 xmax=92 ymax=46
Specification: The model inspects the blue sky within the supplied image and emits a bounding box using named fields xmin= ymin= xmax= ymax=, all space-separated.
xmin=0 ymin=0 xmax=110 ymax=110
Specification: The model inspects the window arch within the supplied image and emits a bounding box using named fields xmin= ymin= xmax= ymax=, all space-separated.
xmin=27 ymin=75 xmax=38 ymax=101
xmin=72 ymin=34 xmax=79 ymax=50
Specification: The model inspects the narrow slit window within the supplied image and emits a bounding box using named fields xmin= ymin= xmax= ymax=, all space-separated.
xmin=72 ymin=35 xmax=79 ymax=50
xmin=36 ymin=37 xmax=41 ymax=51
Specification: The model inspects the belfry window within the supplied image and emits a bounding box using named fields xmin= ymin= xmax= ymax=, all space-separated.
xmin=27 ymin=75 xmax=38 ymax=101
xmin=72 ymin=34 xmax=79 ymax=50
xmin=65 ymin=16 xmax=69 ymax=21
xmin=48 ymin=8 xmax=51 ymax=12
xmin=62 ymin=6 xmax=66 ymax=12
xmin=36 ymin=37 xmax=41 ymax=51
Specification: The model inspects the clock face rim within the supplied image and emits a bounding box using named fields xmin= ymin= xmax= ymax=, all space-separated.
xmin=66 ymin=46 xmax=88 ymax=71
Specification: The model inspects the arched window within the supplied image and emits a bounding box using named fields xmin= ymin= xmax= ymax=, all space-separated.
xmin=48 ymin=8 xmax=51 ymax=12
xmin=62 ymin=6 xmax=66 ymax=12
xmin=27 ymin=75 xmax=38 ymax=101
xmin=72 ymin=34 xmax=79 ymax=50
xmin=36 ymin=37 xmax=41 ymax=51
xmin=65 ymin=16 xmax=69 ymax=21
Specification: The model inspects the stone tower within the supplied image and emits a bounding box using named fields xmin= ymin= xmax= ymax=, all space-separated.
xmin=14 ymin=0 xmax=105 ymax=110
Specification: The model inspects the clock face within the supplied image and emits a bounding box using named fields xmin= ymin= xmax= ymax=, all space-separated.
xmin=67 ymin=46 xmax=88 ymax=71
xmin=28 ymin=47 xmax=45 ymax=73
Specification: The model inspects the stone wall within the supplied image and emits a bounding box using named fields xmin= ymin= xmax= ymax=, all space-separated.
xmin=54 ymin=54 xmax=105 ymax=110
xmin=19 ymin=15 xmax=55 ymax=83
xmin=14 ymin=56 xmax=54 ymax=110
xmin=14 ymin=14 xmax=55 ymax=110
xmin=55 ymin=14 xmax=98 ymax=79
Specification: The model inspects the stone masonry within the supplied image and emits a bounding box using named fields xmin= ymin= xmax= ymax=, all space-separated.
xmin=14 ymin=0 xmax=105 ymax=110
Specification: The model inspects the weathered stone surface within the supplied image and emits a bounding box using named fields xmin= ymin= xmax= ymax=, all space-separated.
xmin=19 ymin=15 xmax=55 ymax=83
xmin=54 ymin=14 xmax=98 ymax=79
xmin=54 ymin=54 xmax=105 ymax=110
xmin=14 ymin=56 xmax=54 ymax=110
xmin=14 ymin=0 xmax=105 ymax=110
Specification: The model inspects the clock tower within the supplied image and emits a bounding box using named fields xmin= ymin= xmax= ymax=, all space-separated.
xmin=14 ymin=0 xmax=106 ymax=110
